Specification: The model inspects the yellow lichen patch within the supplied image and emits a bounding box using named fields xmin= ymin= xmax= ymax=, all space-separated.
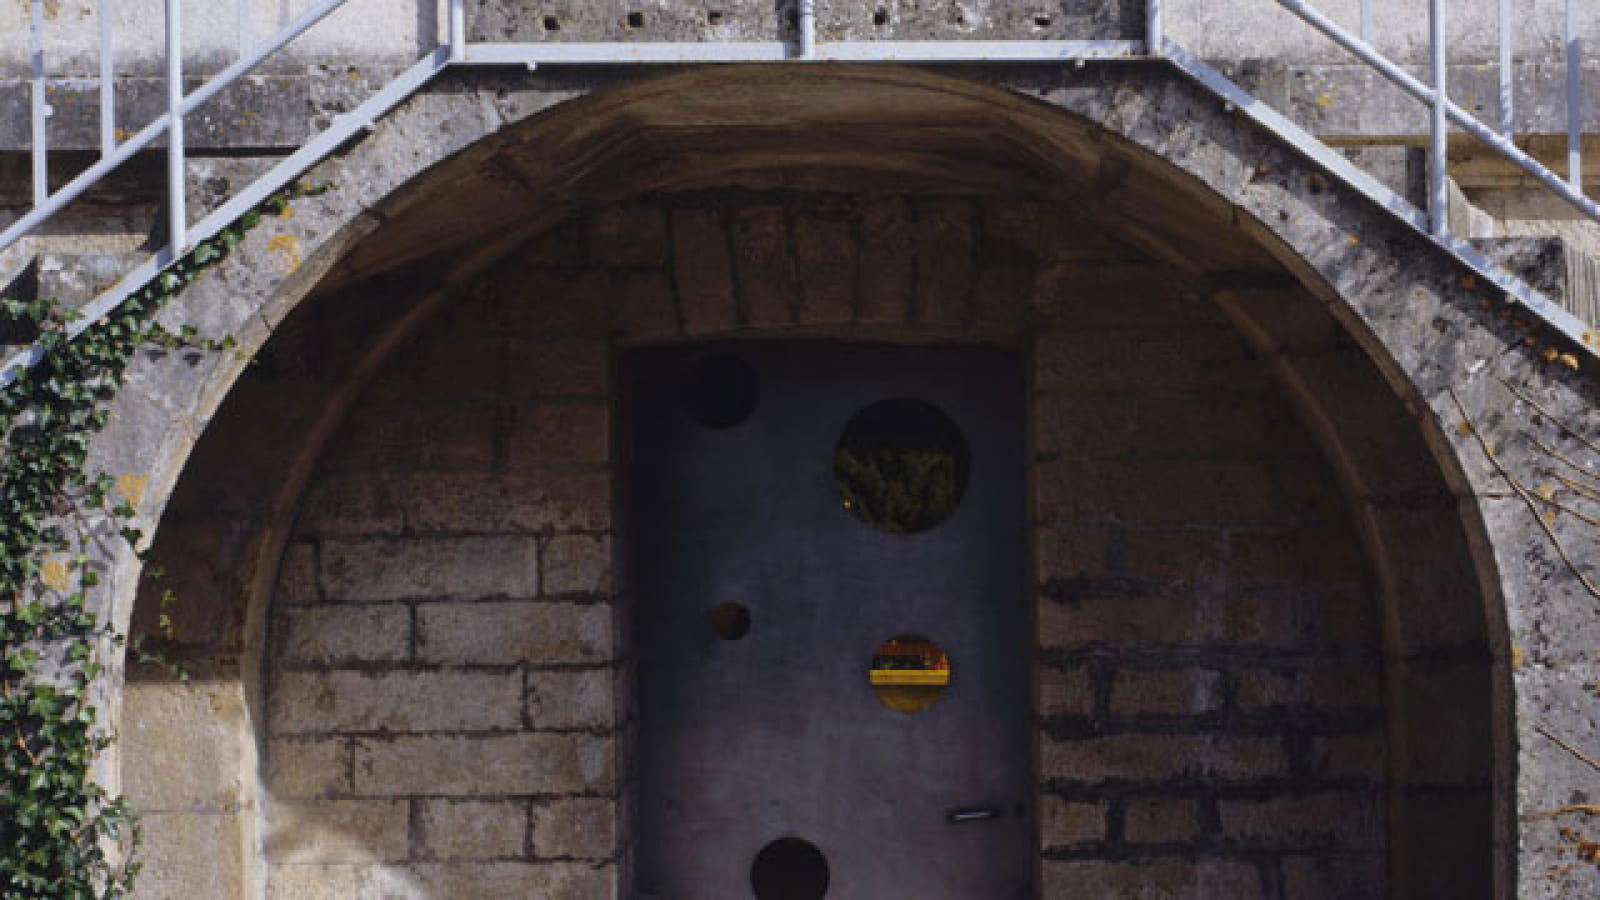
xmin=40 ymin=558 xmax=70 ymax=591
xmin=1315 ymin=93 xmax=1334 ymax=108
xmin=266 ymin=234 xmax=301 ymax=274
xmin=1535 ymin=484 xmax=1558 ymax=502
xmin=116 ymin=473 xmax=149 ymax=506
xmin=1511 ymin=645 xmax=1525 ymax=668
xmin=1455 ymin=419 xmax=1474 ymax=436
xmin=1559 ymin=353 xmax=1580 ymax=372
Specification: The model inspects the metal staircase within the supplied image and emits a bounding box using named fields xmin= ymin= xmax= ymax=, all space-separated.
xmin=1 ymin=0 xmax=1595 ymax=387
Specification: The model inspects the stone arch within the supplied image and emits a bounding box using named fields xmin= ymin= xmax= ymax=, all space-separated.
xmin=101 ymin=64 xmax=1586 ymax=897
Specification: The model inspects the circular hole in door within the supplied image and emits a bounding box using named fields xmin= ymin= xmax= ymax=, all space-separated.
xmin=834 ymin=398 xmax=969 ymax=533
xmin=681 ymin=352 xmax=759 ymax=428
xmin=869 ymin=634 xmax=951 ymax=713
xmin=750 ymin=837 xmax=830 ymax=900
xmin=709 ymin=601 xmax=751 ymax=640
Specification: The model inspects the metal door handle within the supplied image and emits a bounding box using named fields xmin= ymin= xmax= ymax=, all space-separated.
xmin=946 ymin=806 xmax=1001 ymax=823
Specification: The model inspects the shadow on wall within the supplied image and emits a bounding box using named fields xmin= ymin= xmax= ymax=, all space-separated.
xmin=119 ymin=181 xmax=1446 ymax=898
xmin=99 ymin=51 xmax=1529 ymax=896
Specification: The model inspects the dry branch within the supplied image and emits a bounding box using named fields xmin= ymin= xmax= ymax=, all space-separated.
xmin=1450 ymin=389 xmax=1600 ymax=600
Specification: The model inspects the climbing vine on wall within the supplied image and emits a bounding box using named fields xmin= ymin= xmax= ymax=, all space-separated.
xmin=0 ymin=182 xmax=323 ymax=898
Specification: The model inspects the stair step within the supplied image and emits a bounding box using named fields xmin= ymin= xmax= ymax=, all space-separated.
xmin=1473 ymin=237 xmax=1600 ymax=328
xmin=37 ymin=253 xmax=144 ymax=313
xmin=1 ymin=252 xmax=143 ymax=347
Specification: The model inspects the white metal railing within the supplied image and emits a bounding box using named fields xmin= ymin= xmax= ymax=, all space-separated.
xmin=1254 ymin=0 xmax=1599 ymax=234
xmin=11 ymin=0 xmax=361 ymax=261
xmin=0 ymin=0 xmax=1595 ymax=390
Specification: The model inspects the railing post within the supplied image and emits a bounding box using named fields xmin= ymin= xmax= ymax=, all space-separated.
xmin=99 ymin=0 xmax=115 ymax=158
xmin=449 ymin=0 xmax=465 ymax=61
xmin=1146 ymin=0 xmax=1162 ymax=55
xmin=166 ymin=0 xmax=186 ymax=250
xmin=1360 ymin=0 xmax=1372 ymax=44
xmin=30 ymin=0 xmax=47 ymax=206
xmin=798 ymin=0 xmax=816 ymax=59
xmin=239 ymin=0 xmax=251 ymax=55
xmin=1498 ymin=0 xmax=1513 ymax=136
xmin=1429 ymin=0 xmax=1448 ymax=236
xmin=1568 ymin=0 xmax=1583 ymax=191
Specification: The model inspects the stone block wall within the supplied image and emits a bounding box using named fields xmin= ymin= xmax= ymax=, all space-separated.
xmin=260 ymin=245 xmax=620 ymax=896
xmin=77 ymin=60 xmax=1574 ymax=898
xmin=135 ymin=186 xmax=1393 ymax=898
xmin=1032 ymin=291 xmax=1386 ymax=896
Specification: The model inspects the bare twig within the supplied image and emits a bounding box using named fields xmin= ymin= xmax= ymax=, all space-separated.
xmin=12 ymin=725 xmax=39 ymax=767
xmin=1537 ymin=722 xmax=1600 ymax=776
xmin=1530 ymin=435 xmax=1600 ymax=488
xmin=1528 ymin=804 xmax=1600 ymax=819
xmin=1525 ymin=489 xmax=1600 ymax=530
xmin=1554 ymin=473 xmax=1600 ymax=504
xmin=1450 ymin=389 xmax=1600 ymax=600
xmin=1500 ymin=377 xmax=1600 ymax=460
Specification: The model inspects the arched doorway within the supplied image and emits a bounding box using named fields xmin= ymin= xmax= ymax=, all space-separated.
xmin=114 ymin=66 xmax=1507 ymax=898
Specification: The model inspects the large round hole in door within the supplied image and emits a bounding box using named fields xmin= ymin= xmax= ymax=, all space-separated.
xmin=834 ymin=398 xmax=969 ymax=533
xmin=750 ymin=837 xmax=829 ymax=900
xmin=869 ymin=634 xmax=951 ymax=713
xmin=681 ymin=352 xmax=759 ymax=428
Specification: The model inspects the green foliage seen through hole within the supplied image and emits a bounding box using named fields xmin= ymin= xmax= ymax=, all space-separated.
xmin=834 ymin=397 xmax=969 ymax=534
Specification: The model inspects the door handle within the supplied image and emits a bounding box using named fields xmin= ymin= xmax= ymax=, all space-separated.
xmin=946 ymin=806 xmax=1002 ymax=824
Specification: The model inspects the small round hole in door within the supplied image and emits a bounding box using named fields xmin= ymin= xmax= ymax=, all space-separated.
xmin=710 ymin=601 xmax=751 ymax=640
xmin=750 ymin=837 xmax=829 ymax=900
xmin=869 ymin=635 xmax=951 ymax=713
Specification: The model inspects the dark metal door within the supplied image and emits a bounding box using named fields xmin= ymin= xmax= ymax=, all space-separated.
xmin=630 ymin=342 xmax=1031 ymax=899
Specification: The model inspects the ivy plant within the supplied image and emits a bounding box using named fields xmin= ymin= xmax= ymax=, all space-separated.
xmin=0 ymin=182 xmax=322 ymax=898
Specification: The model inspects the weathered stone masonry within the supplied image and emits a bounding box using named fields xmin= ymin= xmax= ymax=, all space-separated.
xmin=127 ymin=186 xmax=1396 ymax=897
xmin=89 ymin=63 xmax=1600 ymax=899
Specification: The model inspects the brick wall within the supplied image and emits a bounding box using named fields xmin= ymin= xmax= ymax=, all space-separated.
xmin=247 ymin=188 xmax=1386 ymax=897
